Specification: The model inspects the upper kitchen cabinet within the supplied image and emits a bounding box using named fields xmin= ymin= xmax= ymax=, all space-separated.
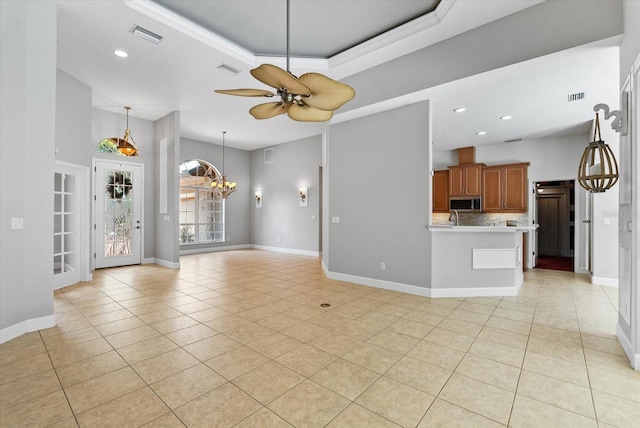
xmin=482 ymin=162 xmax=530 ymax=212
xmin=449 ymin=163 xmax=484 ymax=197
xmin=432 ymin=170 xmax=449 ymax=212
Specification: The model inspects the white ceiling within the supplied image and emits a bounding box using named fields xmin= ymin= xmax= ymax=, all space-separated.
xmin=55 ymin=0 xmax=619 ymax=151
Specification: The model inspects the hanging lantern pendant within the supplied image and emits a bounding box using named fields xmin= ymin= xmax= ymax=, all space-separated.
xmin=577 ymin=113 xmax=619 ymax=193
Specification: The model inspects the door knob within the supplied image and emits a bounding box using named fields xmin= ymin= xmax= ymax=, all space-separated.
xmin=582 ymin=220 xmax=591 ymax=223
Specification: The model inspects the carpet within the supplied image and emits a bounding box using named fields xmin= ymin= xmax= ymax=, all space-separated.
xmin=535 ymin=256 xmax=574 ymax=272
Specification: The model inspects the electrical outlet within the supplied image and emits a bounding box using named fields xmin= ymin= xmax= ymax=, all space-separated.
xmin=380 ymin=262 xmax=386 ymax=271
xmin=331 ymin=216 xmax=340 ymax=223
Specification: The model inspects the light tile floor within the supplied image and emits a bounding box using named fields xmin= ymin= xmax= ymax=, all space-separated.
xmin=1 ymin=250 xmax=638 ymax=427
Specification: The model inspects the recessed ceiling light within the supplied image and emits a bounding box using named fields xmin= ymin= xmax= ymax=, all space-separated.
xmin=476 ymin=131 xmax=486 ymax=135
xmin=114 ymin=50 xmax=128 ymax=58
xmin=500 ymin=115 xmax=512 ymax=120
xmin=453 ymin=107 xmax=466 ymax=113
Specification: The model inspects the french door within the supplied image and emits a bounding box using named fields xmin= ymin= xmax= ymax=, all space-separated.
xmin=93 ymin=160 xmax=143 ymax=268
xmin=54 ymin=161 xmax=90 ymax=289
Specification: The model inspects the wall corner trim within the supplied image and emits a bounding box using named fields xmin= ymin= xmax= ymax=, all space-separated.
xmin=0 ymin=314 xmax=56 ymax=345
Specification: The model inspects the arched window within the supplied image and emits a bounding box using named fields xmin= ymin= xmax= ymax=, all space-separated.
xmin=179 ymin=159 xmax=224 ymax=244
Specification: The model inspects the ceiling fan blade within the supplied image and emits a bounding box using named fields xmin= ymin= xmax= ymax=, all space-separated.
xmin=288 ymin=104 xmax=333 ymax=122
xmin=215 ymin=89 xmax=274 ymax=97
xmin=251 ymin=64 xmax=310 ymax=95
xmin=249 ymin=102 xmax=291 ymax=120
xmin=298 ymin=73 xmax=355 ymax=111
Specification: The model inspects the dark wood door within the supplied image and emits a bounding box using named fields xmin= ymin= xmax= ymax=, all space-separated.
xmin=538 ymin=196 xmax=560 ymax=256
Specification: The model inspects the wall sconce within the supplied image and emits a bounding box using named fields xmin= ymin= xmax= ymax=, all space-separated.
xmin=255 ymin=190 xmax=262 ymax=208
xmin=577 ymin=110 xmax=619 ymax=193
xmin=299 ymin=186 xmax=308 ymax=207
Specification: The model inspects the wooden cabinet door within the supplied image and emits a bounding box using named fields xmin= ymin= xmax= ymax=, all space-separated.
xmin=482 ymin=167 xmax=502 ymax=212
xmin=448 ymin=166 xmax=464 ymax=197
xmin=432 ymin=170 xmax=449 ymax=212
xmin=503 ymin=164 xmax=528 ymax=211
xmin=465 ymin=164 xmax=483 ymax=196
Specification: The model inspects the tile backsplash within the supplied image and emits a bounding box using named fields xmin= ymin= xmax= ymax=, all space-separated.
xmin=432 ymin=212 xmax=529 ymax=226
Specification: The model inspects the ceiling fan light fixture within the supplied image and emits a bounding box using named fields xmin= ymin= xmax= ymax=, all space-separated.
xmin=214 ymin=0 xmax=355 ymax=122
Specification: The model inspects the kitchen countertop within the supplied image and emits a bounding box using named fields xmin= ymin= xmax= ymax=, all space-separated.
xmin=428 ymin=224 xmax=538 ymax=232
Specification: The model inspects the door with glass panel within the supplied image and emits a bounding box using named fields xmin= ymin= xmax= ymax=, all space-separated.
xmin=54 ymin=167 xmax=79 ymax=288
xmin=94 ymin=160 xmax=143 ymax=268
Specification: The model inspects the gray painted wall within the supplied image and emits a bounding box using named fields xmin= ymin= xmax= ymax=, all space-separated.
xmin=342 ymin=0 xmax=623 ymax=113
xmin=1 ymin=1 xmax=56 ymax=333
xmin=328 ymin=101 xmax=432 ymax=287
xmin=250 ymin=136 xmax=322 ymax=253
xmin=55 ymin=70 xmax=93 ymax=165
xmin=92 ymin=109 xmax=157 ymax=260
xmin=181 ymin=137 xmax=251 ymax=248
xmin=154 ymin=112 xmax=180 ymax=265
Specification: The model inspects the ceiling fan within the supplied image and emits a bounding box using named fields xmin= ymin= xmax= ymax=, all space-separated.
xmin=215 ymin=0 xmax=355 ymax=122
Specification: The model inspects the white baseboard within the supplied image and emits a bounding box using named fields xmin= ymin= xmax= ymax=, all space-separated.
xmin=0 ymin=314 xmax=56 ymax=345
xmin=616 ymin=324 xmax=640 ymax=371
xmin=592 ymin=276 xmax=618 ymax=287
xmin=154 ymin=258 xmax=180 ymax=269
xmin=180 ymin=244 xmax=251 ymax=256
xmin=323 ymin=266 xmax=521 ymax=299
xmin=142 ymin=257 xmax=155 ymax=264
xmin=575 ymin=267 xmax=590 ymax=275
xmin=251 ymin=245 xmax=320 ymax=258
xmin=325 ymin=269 xmax=433 ymax=297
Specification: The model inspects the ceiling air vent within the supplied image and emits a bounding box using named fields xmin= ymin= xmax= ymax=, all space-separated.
xmin=504 ymin=138 xmax=522 ymax=143
xmin=568 ymin=92 xmax=585 ymax=102
xmin=130 ymin=25 xmax=163 ymax=44
xmin=264 ymin=148 xmax=275 ymax=164
xmin=217 ymin=64 xmax=241 ymax=76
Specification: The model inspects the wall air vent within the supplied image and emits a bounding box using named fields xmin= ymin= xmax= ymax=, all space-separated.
xmin=264 ymin=147 xmax=275 ymax=164
xmin=568 ymin=92 xmax=585 ymax=102
xmin=130 ymin=25 xmax=163 ymax=44
xmin=217 ymin=64 xmax=241 ymax=76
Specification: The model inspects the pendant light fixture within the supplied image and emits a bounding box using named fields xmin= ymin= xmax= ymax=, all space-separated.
xmin=111 ymin=106 xmax=139 ymax=156
xmin=212 ymin=131 xmax=236 ymax=198
xmin=577 ymin=112 xmax=619 ymax=193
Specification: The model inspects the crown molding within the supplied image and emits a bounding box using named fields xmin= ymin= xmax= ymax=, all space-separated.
xmin=123 ymin=0 xmax=456 ymax=75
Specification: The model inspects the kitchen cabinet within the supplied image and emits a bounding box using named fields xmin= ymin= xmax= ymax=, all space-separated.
xmin=482 ymin=162 xmax=530 ymax=212
xmin=448 ymin=164 xmax=483 ymax=197
xmin=432 ymin=170 xmax=449 ymax=212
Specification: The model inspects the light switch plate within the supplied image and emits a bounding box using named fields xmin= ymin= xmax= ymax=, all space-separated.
xmin=11 ymin=218 xmax=24 ymax=229
xmin=331 ymin=216 xmax=340 ymax=224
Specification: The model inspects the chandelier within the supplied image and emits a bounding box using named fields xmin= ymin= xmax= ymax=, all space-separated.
xmin=577 ymin=112 xmax=619 ymax=193
xmin=212 ymin=131 xmax=236 ymax=198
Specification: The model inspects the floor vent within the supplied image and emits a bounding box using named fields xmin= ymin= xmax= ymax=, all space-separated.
xmin=568 ymin=92 xmax=585 ymax=102
xmin=217 ymin=63 xmax=241 ymax=76
xmin=264 ymin=147 xmax=275 ymax=164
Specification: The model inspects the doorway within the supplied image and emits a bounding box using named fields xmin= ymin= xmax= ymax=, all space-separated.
xmin=535 ymin=180 xmax=574 ymax=272
xmin=93 ymin=159 xmax=144 ymax=268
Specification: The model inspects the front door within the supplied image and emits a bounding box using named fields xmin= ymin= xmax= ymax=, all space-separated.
xmin=93 ymin=160 xmax=143 ymax=268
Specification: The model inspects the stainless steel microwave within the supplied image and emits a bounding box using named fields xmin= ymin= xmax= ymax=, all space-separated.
xmin=449 ymin=197 xmax=482 ymax=212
